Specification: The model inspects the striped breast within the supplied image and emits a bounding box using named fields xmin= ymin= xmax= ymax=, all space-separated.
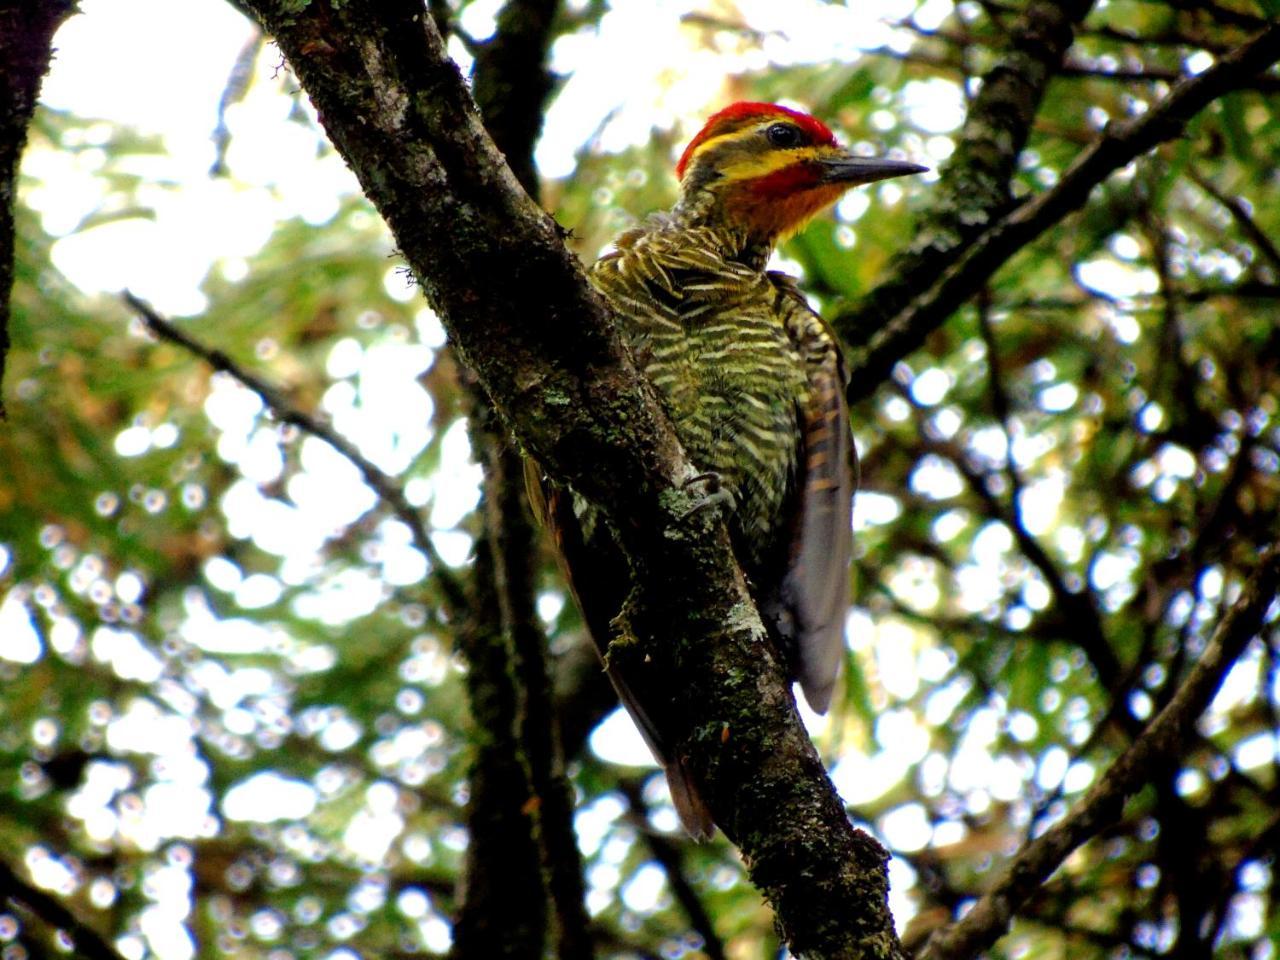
xmin=590 ymin=222 xmax=808 ymax=572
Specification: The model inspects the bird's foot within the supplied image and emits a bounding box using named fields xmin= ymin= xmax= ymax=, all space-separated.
xmin=679 ymin=471 xmax=736 ymax=520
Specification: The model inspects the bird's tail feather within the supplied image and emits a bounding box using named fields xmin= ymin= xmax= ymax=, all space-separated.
xmin=667 ymin=756 xmax=714 ymax=841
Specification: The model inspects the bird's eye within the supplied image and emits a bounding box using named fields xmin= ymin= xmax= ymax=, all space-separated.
xmin=765 ymin=123 xmax=803 ymax=148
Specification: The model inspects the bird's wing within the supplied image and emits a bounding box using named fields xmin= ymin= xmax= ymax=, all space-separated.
xmin=774 ymin=278 xmax=856 ymax=714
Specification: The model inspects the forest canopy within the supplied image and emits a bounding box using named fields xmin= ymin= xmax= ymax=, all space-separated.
xmin=1 ymin=1 xmax=1280 ymax=959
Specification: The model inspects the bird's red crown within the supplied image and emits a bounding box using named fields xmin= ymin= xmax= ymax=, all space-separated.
xmin=675 ymin=102 xmax=836 ymax=181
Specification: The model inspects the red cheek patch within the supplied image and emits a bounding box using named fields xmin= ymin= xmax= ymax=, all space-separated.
xmin=749 ymin=163 xmax=824 ymax=199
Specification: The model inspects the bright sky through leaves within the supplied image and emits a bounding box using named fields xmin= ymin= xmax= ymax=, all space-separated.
xmin=8 ymin=1 xmax=1279 ymax=956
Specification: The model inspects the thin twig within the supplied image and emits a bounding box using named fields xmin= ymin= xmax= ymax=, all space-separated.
xmin=1200 ymin=811 xmax=1280 ymax=950
xmin=993 ymin=280 xmax=1280 ymax=311
xmin=1186 ymin=167 xmax=1280 ymax=276
xmin=872 ymin=41 xmax=1279 ymax=87
xmin=893 ymin=380 xmax=1121 ymax=685
xmin=619 ymin=779 xmax=728 ymax=960
xmin=1166 ymin=0 xmax=1270 ymax=31
xmin=122 ymin=291 xmax=467 ymax=613
xmin=1077 ymin=21 xmax=1236 ymax=55
xmin=921 ymin=544 xmax=1280 ymax=960
xmin=974 ymin=288 xmax=1025 ymax=511
xmin=0 ymin=857 xmax=125 ymax=960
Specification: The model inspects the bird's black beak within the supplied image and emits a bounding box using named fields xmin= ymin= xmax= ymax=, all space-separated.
xmin=818 ymin=153 xmax=928 ymax=186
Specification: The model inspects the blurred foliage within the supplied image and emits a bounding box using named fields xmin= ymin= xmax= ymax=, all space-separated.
xmin=3 ymin=1 xmax=1280 ymax=959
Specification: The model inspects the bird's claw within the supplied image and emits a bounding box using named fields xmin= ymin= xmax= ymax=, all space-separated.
xmin=679 ymin=471 xmax=736 ymax=520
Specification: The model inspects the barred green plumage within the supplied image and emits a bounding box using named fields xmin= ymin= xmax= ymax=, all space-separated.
xmin=591 ymin=219 xmax=810 ymax=573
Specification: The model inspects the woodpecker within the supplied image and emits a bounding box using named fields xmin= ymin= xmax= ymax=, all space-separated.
xmin=543 ymin=102 xmax=925 ymax=837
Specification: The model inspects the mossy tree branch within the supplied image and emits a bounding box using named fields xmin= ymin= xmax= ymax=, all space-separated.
xmin=836 ymin=0 xmax=1096 ymax=364
xmin=841 ymin=17 xmax=1280 ymax=403
xmin=236 ymin=1 xmax=900 ymax=956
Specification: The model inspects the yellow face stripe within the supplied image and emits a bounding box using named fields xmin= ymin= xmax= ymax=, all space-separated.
xmin=723 ymin=144 xmax=831 ymax=180
xmin=682 ymin=130 xmax=747 ymax=168
xmin=683 ymin=123 xmax=832 ymax=181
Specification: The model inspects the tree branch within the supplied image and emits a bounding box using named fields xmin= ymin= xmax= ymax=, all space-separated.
xmin=471 ymin=0 xmax=558 ymax=196
xmin=453 ymin=461 xmax=550 ymax=959
xmin=1186 ymin=165 xmax=1280 ymax=277
xmin=234 ymin=1 xmax=901 ymax=955
xmin=894 ymin=380 xmax=1121 ymax=685
xmin=0 ymin=0 xmax=77 ymax=416
xmin=838 ymin=0 xmax=1096 ymax=359
xmin=921 ymin=543 xmax=1280 ymax=960
xmin=619 ymin=779 xmax=727 ymax=960
xmin=467 ymin=5 xmax=595 ymax=955
xmin=844 ymin=21 xmax=1280 ymax=403
xmin=869 ymin=43 xmax=1280 ymax=91
xmin=124 ymin=292 xmax=559 ymax=956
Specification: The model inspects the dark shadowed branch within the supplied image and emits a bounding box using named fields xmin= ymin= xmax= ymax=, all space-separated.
xmin=838 ymin=0 xmax=1096 ymax=360
xmin=0 ymin=856 xmax=125 ymax=960
xmin=554 ymin=638 xmax=623 ymax=760
xmin=0 ymin=0 xmax=77 ymax=416
xmin=893 ymin=379 xmax=1121 ymax=686
xmin=1201 ymin=812 xmax=1280 ymax=949
xmin=452 ymin=451 xmax=550 ymax=959
xmin=921 ymin=544 xmax=1280 ymax=960
xmin=122 ymin=290 xmax=561 ymax=955
xmin=472 ymin=0 xmax=559 ymax=197
xmin=466 ymin=3 xmax=595 ymax=955
xmin=619 ymin=778 xmax=727 ymax=960
xmin=1186 ymin=166 xmax=1280 ymax=276
xmin=871 ymin=41 xmax=1280 ymax=91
